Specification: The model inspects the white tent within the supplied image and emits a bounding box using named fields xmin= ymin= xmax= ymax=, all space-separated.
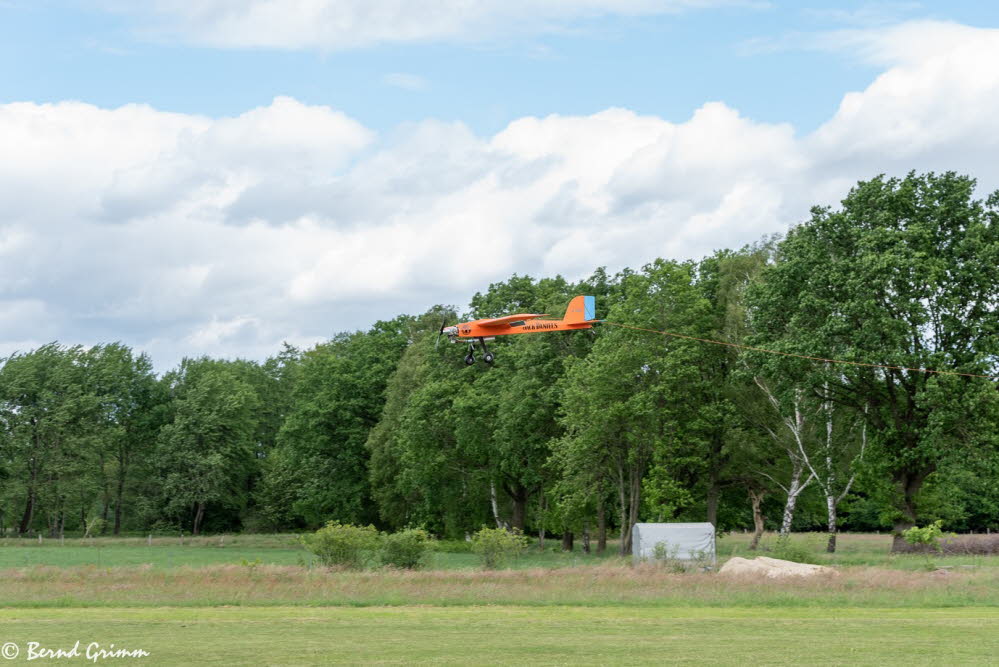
xmin=631 ymin=522 xmax=716 ymax=565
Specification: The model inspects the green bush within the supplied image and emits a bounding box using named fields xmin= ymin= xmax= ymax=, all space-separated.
xmin=471 ymin=527 xmax=528 ymax=569
xmin=903 ymin=520 xmax=947 ymax=569
xmin=650 ymin=541 xmax=685 ymax=573
xmin=647 ymin=542 xmax=712 ymax=572
xmin=380 ymin=528 xmax=432 ymax=569
xmin=902 ymin=520 xmax=945 ymax=551
xmin=301 ymin=522 xmax=380 ymax=569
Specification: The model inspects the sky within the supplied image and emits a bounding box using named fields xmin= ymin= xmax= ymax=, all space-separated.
xmin=2 ymin=1 xmax=999 ymax=369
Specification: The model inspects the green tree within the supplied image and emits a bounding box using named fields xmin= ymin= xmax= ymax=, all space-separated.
xmin=749 ymin=172 xmax=999 ymax=549
xmin=156 ymin=359 xmax=260 ymax=534
xmin=557 ymin=260 xmax=713 ymax=554
xmin=366 ymin=307 xmax=469 ymax=532
xmin=82 ymin=343 xmax=167 ymax=534
xmin=275 ymin=318 xmax=409 ymax=526
xmin=0 ymin=344 xmax=98 ymax=536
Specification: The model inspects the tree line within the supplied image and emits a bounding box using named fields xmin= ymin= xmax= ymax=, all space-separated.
xmin=2 ymin=172 xmax=997 ymax=552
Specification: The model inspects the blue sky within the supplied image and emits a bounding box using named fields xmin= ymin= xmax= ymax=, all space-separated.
xmin=3 ymin=1 xmax=996 ymax=134
xmin=2 ymin=1 xmax=999 ymax=367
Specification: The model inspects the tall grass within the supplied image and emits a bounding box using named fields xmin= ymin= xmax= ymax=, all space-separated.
xmin=2 ymin=563 xmax=997 ymax=609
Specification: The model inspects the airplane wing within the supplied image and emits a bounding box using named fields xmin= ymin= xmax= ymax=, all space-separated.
xmin=474 ymin=313 xmax=548 ymax=328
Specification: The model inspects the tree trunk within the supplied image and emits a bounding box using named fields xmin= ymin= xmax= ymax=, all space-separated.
xmin=616 ymin=462 xmax=645 ymax=556
xmin=538 ymin=491 xmax=546 ymax=550
xmin=623 ymin=466 xmax=642 ymax=555
xmin=822 ymin=382 xmax=837 ymax=553
xmin=561 ymin=531 xmax=574 ymax=552
xmin=582 ymin=521 xmax=591 ymax=554
xmin=749 ymin=489 xmax=766 ymax=551
xmin=18 ymin=485 xmax=36 ymax=536
xmin=596 ymin=497 xmax=607 ymax=554
xmin=193 ymin=501 xmax=205 ymax=535
xmin=617 ymin=461 xmax=628 ymax=556
xmin=510 ymin=485 xmax=528 ymax=533
xmin=706 ymin=471 xmax=719 ymax=528
xmin=779 ymin=487 xmax=800 ymax=536
xmin=99 ymin=451 xmax=110 ymax=531
xmin=114 ymin=472 xmax=126 ymax=535
xmin=489 ymin=481 xmax=504 ymax=529
xmin=826 ymin=494 xmax=838 ymax=553
xmin=890 ymin=468 xmax=932 ymax=552
xmin=779 ymin=461 xmax=812 ymax=537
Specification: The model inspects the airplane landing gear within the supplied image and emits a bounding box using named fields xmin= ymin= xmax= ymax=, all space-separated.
xmin=460 ymin=338 xmax=495 ymax=366
xmin=479 ymin=338 xmax=494 ymax=365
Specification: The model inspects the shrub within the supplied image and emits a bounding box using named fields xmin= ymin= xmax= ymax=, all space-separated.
xmin=471 ymin=527 xmax=528 ymax=569
xmin=650 ymin=541 xmax=685 ymax=573
xmin=301 ymin=522 xmax=380 ymax=569
xmin=902 ymin=521 xmax=947 ymax=569
xmin=381 ymin=528 xmax=432 ymax=569
xmin=647 ymin=542 xmax=712 ymax=573
xmin=902 ymin=521 xmax=945 ymax=552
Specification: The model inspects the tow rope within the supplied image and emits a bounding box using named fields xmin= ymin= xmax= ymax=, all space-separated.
xmin=601 ymin=321 xmax=998 ymax=380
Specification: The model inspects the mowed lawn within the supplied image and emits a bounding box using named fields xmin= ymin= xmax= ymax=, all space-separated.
xmin=1 ymin=606 xmax=997 ymax=665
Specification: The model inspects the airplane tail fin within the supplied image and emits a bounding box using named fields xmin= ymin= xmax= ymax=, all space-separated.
xmin=563 ymin=295 xmax=596 ymax=325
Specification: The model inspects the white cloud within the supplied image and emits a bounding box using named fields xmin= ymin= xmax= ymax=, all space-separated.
xmin=3 ymin=20 xmax=999 ymax=368
xmin=114 ymin=0 xmax=762 ymax=50
xmin=809 ymin=22 xmax=999 ymax=167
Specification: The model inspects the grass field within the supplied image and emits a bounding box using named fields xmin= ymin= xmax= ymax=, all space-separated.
xmin=0 ymin=537 xmax=618 ymax=570
xmin=2 ymin=531 xmax=994 ymax=570
xmin=1 ymin=533 xmax=997 ymax=664
xmin=1 ymin=607 xmax=997 ymax=665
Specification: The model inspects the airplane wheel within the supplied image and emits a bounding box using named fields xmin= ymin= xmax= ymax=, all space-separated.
xmin=464 ymin=354 xmax=475 ymax=365
xmin=483 ymin=352 xmax=495 ymax=364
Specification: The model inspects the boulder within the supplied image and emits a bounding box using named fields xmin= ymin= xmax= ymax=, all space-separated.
xmin=719 ymin=556 xmax=836 ymax=578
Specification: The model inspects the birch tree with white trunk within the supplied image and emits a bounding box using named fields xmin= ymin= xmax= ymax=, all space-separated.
xmin=753 ymin=378 xmax=816 ymax=537
xmin=754 ymin=376 xmax=866 ymax=550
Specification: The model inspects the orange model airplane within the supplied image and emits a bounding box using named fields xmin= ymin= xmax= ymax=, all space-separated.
xmin=438 ymin=295 xmax=598 ymax=365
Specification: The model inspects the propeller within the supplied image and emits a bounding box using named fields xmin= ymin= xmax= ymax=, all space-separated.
xmin=435 ymin=316 xmax=449 ymax=350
